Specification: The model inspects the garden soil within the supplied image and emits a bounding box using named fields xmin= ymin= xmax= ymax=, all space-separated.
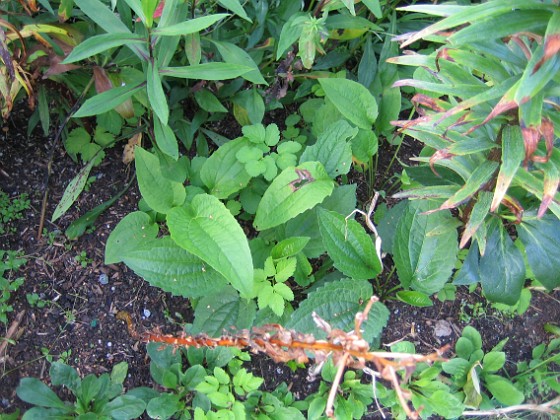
xmin=1 ymin=108 xmax=559 ymax=418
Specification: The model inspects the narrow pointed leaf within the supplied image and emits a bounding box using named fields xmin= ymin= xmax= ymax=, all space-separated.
xmin=16 ymin=378 xmax=70 ymax=410
xmin=492 ymin=126 xmax=526 ymax=211
xmin=460 ymin=191 xmax=492 ymax=248
xmin=153 ymin=115 xmax=178 ymax=159
xmin=52 ymin=158 xmax=95 ymax=222
xmin=152 ymin=14 xmax=229 ymax=36
xmin=62 ymin=33 xmax=146 ymax=64
xmin=161 ymin=63 xmax=252 ymax=80
xmin=147 ymin=58 xmax=169 ymax=125
xmin=73 ymin=83 xmax=144 ymax=118
xmin=167 ymin=194 xmax=255 ymax=298
xmin=217 ymin=0 xmax=251 ymax=22
xmin=211 ymin=40 xmax=266 ymax=85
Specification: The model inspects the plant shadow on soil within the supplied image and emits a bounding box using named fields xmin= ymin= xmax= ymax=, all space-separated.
xmin=1 ymin=107 xmax=559 ymax=418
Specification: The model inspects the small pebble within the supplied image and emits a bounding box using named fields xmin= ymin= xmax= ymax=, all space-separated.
xmin=143 ymin=308 xmax=151 ymax=319
xmin=107 ymin=341 xmax=112 ymax=347
xmin=98 ymin=273 xmax=109 ymax=285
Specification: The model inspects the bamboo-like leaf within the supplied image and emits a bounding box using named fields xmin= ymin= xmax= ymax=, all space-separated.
xmin=51 ymin=158 xmax=96 ymax=222
xmin=73 ymin=83 xmax=144 ymax=118
xmin=393 ymin=185 xmax=460 ymax=200
xmin=147 ymin=58 xmax=169 ymax=126
xmin=123 ymin=0 xmax=148 ymax=26
xmin=74 ymin=0 xmax=131 ymax=34
xmin=538 ymin=161 xmax=560 ymax=218
xmin=460 ymin=191 xmax=492 ymax=248
xmin=153 ymin=117 xmax=178 ymax=160
xmin=393 ymin=79 xmax=486 ymax=99
xmin=491 ymin=126 xmax=525 ymax=211
xmin=160 ymin=63 xmax=252 ymax=80
xmin=514 ymin=169 xmax=560 ymax=219
xmin=211 ymin=40 xmax=267 ymax=85
xmin=437 ymin=161 xmax=498 ymax=211
xmin=152 ymin=14 xmax=229 ymax=36
xmin=217 ymin=0 xmax=251 ymax=22
xmin=63 ymin=33 xmax=146 ymax=64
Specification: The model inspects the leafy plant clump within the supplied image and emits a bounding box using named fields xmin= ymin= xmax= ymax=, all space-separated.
xmin=0 ymin=250 xmax=27 ymax=325
xmin=0 ymin=191 xmax=30 ymax=235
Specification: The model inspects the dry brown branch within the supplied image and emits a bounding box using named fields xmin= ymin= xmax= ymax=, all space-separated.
xmin=0 ymin=310 xmax=25 ymax=362
xmin=462 ymin=395 xmax=560 ymax=417
xmin=120 ymin=296 xmax=448 ymax=418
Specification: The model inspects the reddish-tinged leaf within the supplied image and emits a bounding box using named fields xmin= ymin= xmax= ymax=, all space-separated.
xmin=538 ymin=162 xmax=559 ymax=218
xmin=491 ymin=126 xmax=524 ymax=212
xmin=412 ymin=93 xmax=447 ymax=114
xmin=534 ymin=12 xmax=560 ymax=72
xmin=429 ymin=149 xmax=455 ymax=177
xmin=435 ymin=47 xmax=456 ymax=71
xmin=93 ymin=66 xmax=112 ymax=93
xmin=501 ymin=196 xmax=524 ymax=224
xmin=521 ymin=126 xmax=540 ymax=166
xmin=531 ymin=118 xmax=554 ymax=163
xmin=460 ymin=191 xmax=492 ymax=249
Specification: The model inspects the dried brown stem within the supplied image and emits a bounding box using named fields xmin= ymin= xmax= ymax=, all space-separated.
xmin=462 ymin=395 xmax=560 ymax=417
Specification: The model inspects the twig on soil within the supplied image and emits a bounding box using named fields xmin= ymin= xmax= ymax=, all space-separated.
xmin=0 ymin=310 xmax=26 ymax=362
xmin=120 ymin=296 xmax=448 ymax=419
xmin=462 ymin=395 xmax=560 ymax=417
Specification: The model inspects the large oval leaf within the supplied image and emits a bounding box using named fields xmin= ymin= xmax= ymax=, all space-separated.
xmin=285 ymin=278 xmax=389 ymax=345
xmin=254 ymin=162 xmax=335 ymax=231
xmin=167 ymin=194 xmax=255 ymax=298
xmin=135 ymin=147 xmax=186 ymax=213
xmin=517 ymin=215 xmax=560 ymax=290
xmin=318 ymin=78 xmax=378 ymax=129
xmin=105 ymin=211 xmax=159 ymax=264
xmin=318 ymin=209 xmax=381 ymax=280
xmin=393 ymin=200 xmax=458 ymax=294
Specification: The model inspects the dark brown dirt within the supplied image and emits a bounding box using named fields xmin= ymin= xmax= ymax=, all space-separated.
xmin=1 ymin=107 xmax=559 ymax=417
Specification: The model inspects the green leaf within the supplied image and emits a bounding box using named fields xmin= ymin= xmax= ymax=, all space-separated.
xmin=147 ymin=58 xmax=169 ymax=126
xmin=123 ymin=237 xmax=229 ymax=298
xmin=167 ymin=194 xmax=255 ymax=298
xmin=492 ymin=126 xmax=525 ymax=211
xmin=51 ymin=158 xmax=96 ymax=222
xmin=393 ymin=201 xmax=458 ymax=294
xmin=16 ymin=378 xmax=69 ymax=410
xmin=161 ymin=63 xmax=252 ymax=80
xmin=286 ymin=278 xmax=389 ymax=344
xmin=517 ymin=215 xmax=560 ymax=290
xmin=191 ymin=286 xmax=256 ymax=335
xmin=317 ymin=209 xmax=381 ymax=280
xmin=482 ymin=351 xmax=505 ymax=373
xmin=396 ymin=290 xmax=433 ymax=307
xmin=299 ymin=120 xmax=356 ymax=178
xmin=153 ymin=116 xmax=178 ymax=160
xmin=351 ymin=129 xmax=378 ymax=165
xmin=271 ymin=237 xmax=310 ymax=259
xmin=50 ymin=362 xmax=80 ymax=392
xmin=63 ymin=33 xmax=146 ymax=64
xmin=233 ymin=88 xmax=265 ymax=126
xmin=277 ymin=13 xmax=306 ymax=59
xmin=135 ymin=147 xmax=185 ymax=213
xmin=318 ymin=78 xmax=378 ymax=129
xmin=105 ymin=211 xmax=158 ymax=264
xmin=74 ymin=83 xmax=144 ymax=118
xmin=200 ymin=137 xmax=252 ymax=199
xmin=485 ymin=375 xmax=524 ymax=406
xmin=460 ymin=191 xmax=492 ymax=248
xmin=274 ymin=258 xmax=297 ymax=282
xmin=479 ymin=221 xmax=525 ymax=305
xmin=217 ymin=0 xmax=250 ymax=21
xmin=104 ymin=395 xmax=146 ymax=420
xmin=111 ymin=362 xmax=128 ymax=385
xmin=152 ymin=14 xmax=229 ymax=36
xmin=74 ymin=0 xmax=131 ymax=34
xmin=195 ymin=89 xmax=227 ymax=113
xmin=254 ymin=162 xmax=335 ymax=231
xmin=146 ymin=394 xmax=181 ymax=419
xmin=211 ymin=40 xmax=266 ymax=85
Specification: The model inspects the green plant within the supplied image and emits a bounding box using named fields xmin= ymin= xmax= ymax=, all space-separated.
xmin=16 ymin=361 xmax=146 ymax=419
xmin=74 ymin=250 xmax=92 ymax=267
xmin=378 ymin=0 xmax=560 ymax=306
xmin=0 ymin=191 xmax=30 ymax=235
xmin=26 ymin=292 xmax=48 ymax=309
xmin=0 ymin=250 xmax=26 ymax=324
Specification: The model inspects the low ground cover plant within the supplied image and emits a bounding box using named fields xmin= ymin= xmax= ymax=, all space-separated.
xmin=2 ymin=0 xmax=560 ymax=418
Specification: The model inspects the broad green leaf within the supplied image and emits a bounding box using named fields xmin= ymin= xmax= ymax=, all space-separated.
xmin=271 ymin=237 xmax=310 ymax=259
xmin=233 ymin=88 xmax=265 ymax=125
xmin=217 ymin=0 xmax=251 ymax=22
xmin=479 ymin=221 xmax=525 ymax=305
xmin=123 ymin=237 xmax=228 ymax=298
xmin=318 ymin=78 xmax=378 ymax=129
xmin=135 ymin=147 xmax=185 ymax=213
xmin=63 ymin=33 xmax=145 ymax=64
xmin=393 ymin=200 xmax=458 ymax=294
xmin=184 ymin=32 xmax=201 ymax=65
xmin=200 ymin=137 xmax=252 ymax=199
xmin=167 ymin=194 xmax=255 ymax=298
xmin=153 ymin=117 xmax=178 ymax=160
xmin=194 ymin=89 xmax=227 ymax=113
xmin=105 ymin=212 xmax=159 ymax=264
xmin=429 ymin=390 xmax=464 ymax=419
xmin=396 ymin=291 xmax=433 ymax=307
xmin=254 ymin=162 xmax=335 ymax=231
xmin=191 ymin=286 xmax=256 ymax=335
xmin=146 ymin=394 xmax=180 ymax=419
xmin=74 ymin=83 xmax=144 ymax=118
xmin=75 ymin=0 xmax=131 ymax=34
xmin=485 ymin=375 xmax=524 ymax=406
xmin=16 ymin=378 xmax=69 ymax=410
xmin=103 ymin=395 xmax=146 ymax=419
xmin=492 ymin=125 xmax=526 ymax=211
xmin=299 ymin=120 xmax=356 ymax=178
xmin=362 ymin=0 xmax=382 ymax=18
xmin=285 ymin=278 xmax=389 ymax=344
xmin=351 ymin=129 xmax=378 ymax=165
xmin=276 ymin=13 xmax=306 ymax=59
xmin=213 ymin=41 xmax=266 ymax=84
xmin=152 ymin=14 xmax=229 ymax=36
xmin=52 ymin=158 xmax=96 ymax=222
xmin=50 ymin=362 xmax=80 ymax=392
xmin=147 ymin=58 xmax=169 ymax=126
xmin=518 ymin=215 xmax=560 ymax=290
xmin=317 ymin=209 xmax=381 ymax=280
xmin=482 ymin=352 xmax=506 ymax=373
xmin=161 ymin=63 xmax=252 ymax=80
